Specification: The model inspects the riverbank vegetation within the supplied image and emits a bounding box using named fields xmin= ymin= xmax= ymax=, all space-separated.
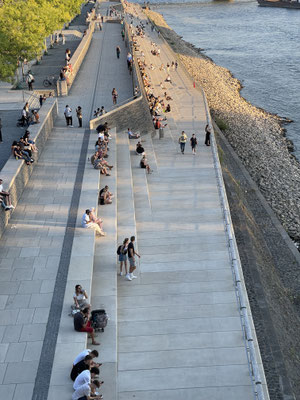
xmin=0 ymin=0 xmax=84 ymax=80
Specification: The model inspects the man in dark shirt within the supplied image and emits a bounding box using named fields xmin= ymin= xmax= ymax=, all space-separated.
xmin=127 ymin=236 xmax=140 ymax=281
xmin=96 ymin=122 xmax=108 ymax=134
xmin=73 ymin=308 xmax=99 ymax=345
xmin=136 ymin=142 xmax=144 ymax=155
xmin=70 ymin=355 xmax=92 ymax=381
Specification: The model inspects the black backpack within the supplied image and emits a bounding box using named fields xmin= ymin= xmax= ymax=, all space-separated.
xmin=117 ymin=245 xmax=122 ymax=255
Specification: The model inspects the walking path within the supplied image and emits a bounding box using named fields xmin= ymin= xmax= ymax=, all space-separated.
xmin=0 ymin=4 xmax=132 ymax=399
xmin=116 ymin=4 xmax=269 ymax=400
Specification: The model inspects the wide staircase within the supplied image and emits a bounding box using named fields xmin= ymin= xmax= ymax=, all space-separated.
xmin=77 ymin=115 xmax=268 ymax=400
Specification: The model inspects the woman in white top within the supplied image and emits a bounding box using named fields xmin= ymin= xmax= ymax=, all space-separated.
xmin=73 ymin=284 xmax=89 ymax=310
xmin=82 ymin=209 xmax=105 ymax=236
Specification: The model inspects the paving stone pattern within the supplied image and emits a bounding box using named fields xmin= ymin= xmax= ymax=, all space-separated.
xmin=0 ymin=6 xmax=133 ymax=399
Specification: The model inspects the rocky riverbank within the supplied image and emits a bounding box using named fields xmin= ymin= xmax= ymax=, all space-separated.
xmin=145 ymin=8 xmax=300 ymax=244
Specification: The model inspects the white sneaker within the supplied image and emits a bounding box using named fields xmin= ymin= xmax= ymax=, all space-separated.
xmin=9 ymin=205 xmax=15 ymax=209
xmin=125 ymin=274 xmax=132 ymax=281
xmin=130 ymin=274 xmax=137 ymax=279
xmin=119 ymin=271 xmax=123 ymax=276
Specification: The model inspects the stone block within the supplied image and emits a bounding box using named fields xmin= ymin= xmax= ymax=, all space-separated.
xmin=16 ymin=309 xmax=35 ymax=325
xmin=33 ymin=307 xmax=50 ymax=324
xmin=3 ymin=325 xmax=22 ymax=343
xmin=3 ymin=361 xmax=38 ymax=384
xmin=5 ymin=342 xmax=26 ymax=362
xmin=19 ymin=324 xmax=46 ymax=342
xmin=13 ymin=383 xmax=34 ymax=400
xmin=23 ymin=341 xmax=43 ymax=362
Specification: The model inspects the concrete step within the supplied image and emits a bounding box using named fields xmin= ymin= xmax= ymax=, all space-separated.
xmin=47 ymin=127 xmax=100 ymax=400
xmin=91 ymin=127 xmax=117 ymax=400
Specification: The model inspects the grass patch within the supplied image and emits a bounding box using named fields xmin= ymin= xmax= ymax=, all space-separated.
xmin=214 ymin=116 xmax=228 ymax=131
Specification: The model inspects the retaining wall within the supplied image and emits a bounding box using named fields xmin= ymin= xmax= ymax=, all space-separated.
xmin=0 ymin=98 xmax=58 ymax=239
xmin=57 ymin=15 xmax=96 ymax=96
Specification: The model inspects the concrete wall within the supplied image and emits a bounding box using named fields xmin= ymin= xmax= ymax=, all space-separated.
xmin=0 ymin=98 xmax=58 ymax=239
xmin=57 ymin=16 xmax=96 ymax=96
xmin=90 ymin=95 xmax=154 ymax=136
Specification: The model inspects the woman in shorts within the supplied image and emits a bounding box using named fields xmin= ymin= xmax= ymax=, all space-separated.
xmin=119 ymin=238 xmax=129 ymax=277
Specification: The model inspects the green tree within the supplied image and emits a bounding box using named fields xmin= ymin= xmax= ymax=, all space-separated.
xmin=0 ymin=0 xmax=85 ymax=81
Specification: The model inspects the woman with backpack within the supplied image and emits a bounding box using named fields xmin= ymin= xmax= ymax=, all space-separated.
xmin=118 ymin=238 xmax=129 ymax=278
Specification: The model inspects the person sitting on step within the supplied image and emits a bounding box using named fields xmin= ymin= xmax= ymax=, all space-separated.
xmin=98 ymin=185 xmax=114 ymax=205
xmin=127 ymin=128 xmax=140 ymax=139
xmin=140 ymin=154 xmax=152 ymax=174
xmin=73 ymin=308 xmax=100 ymax=348
xmin=136 ymin=142 xmax=144 ymax=155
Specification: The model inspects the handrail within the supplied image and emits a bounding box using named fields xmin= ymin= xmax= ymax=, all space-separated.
xmin=145 ymin=11 xmax=268 ymax=400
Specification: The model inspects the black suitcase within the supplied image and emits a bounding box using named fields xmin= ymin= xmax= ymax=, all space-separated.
xmin=91 ymin=309 xmax=108 ymax=332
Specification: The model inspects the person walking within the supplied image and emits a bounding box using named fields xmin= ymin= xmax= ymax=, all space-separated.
xmin=76 ymin=106 xmax=83 ymax=128
xmin=116 ymin=46 xmax=121 ymax=59
xmin=126 ymin=52 xmax=132 ymax=69
xmin=178 ymin=131 xmax=187 ymax=154
xmin=0 ymin=118 xmax=2 ymax=143
xmin=119 ymin=238 xmax=129 ymax=278
xmin=205 ymin=124 xmax=211 ymax=146
xmin=64 ymin=105 xmax=73 ymax=127
xmin=26 ymin=72 xmax=34 ymax=91
xmin=112 ymin=88 xmax=118 ymax=105
xmin=190 ymin=133 xmax=197 ymax=155
xmin=127 ymin=236 xmax=140 ymax=280
xmin=61 ymin=33 xmax=66 ymax=45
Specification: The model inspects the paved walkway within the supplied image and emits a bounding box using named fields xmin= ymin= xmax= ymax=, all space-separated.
xmin=0 ymin=4 xmax=133 ymax=399
xmin=116 ymin=4 xmax=268 ymax=400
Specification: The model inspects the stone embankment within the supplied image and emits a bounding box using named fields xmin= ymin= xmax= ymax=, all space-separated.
xmin=145 ymin=8 xmax=300 ymax=243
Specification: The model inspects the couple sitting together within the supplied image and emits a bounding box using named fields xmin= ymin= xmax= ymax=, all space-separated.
xmin=136 ymin=143 xmax=152 ymax=174
xmin=82 ymin=208 xmax=106 ymax=236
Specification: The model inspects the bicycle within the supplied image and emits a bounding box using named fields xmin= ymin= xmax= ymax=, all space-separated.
xmin=43 ymin=76 xmax=57 ymax=87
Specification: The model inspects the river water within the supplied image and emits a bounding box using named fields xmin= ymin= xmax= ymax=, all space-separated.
xmin=140 ymin=0 xmax=300 ymax=158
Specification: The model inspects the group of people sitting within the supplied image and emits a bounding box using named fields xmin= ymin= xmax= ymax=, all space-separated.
xmin=130 ymin=23 xmax=175 ymax=133
xmin=11 ymin=130 xmax=37 ymax=165
xmin=82 ymin=207 xmax=106 ymax=237
xmin=71 ymin=348 xmax=103 ymax=400
xmin=91 ymin=122 xmax=113 ymax=175
xmin=18 ymin=102 xmax=40 ymax=127
xmin=93 ymin=106 xmax=106 ymax=118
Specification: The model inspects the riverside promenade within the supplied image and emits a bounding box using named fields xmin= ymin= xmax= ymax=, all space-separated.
xmin=0 ymin=2 xmax=269 ymax=400
xmin=115 ymin=3 xmax=269 ymax=400
xmin=0 ymin=2 xmax=132 ymax=399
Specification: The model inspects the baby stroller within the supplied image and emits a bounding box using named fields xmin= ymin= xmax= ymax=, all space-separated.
xmin=91 ymin=309 xmax=108 ymax=332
